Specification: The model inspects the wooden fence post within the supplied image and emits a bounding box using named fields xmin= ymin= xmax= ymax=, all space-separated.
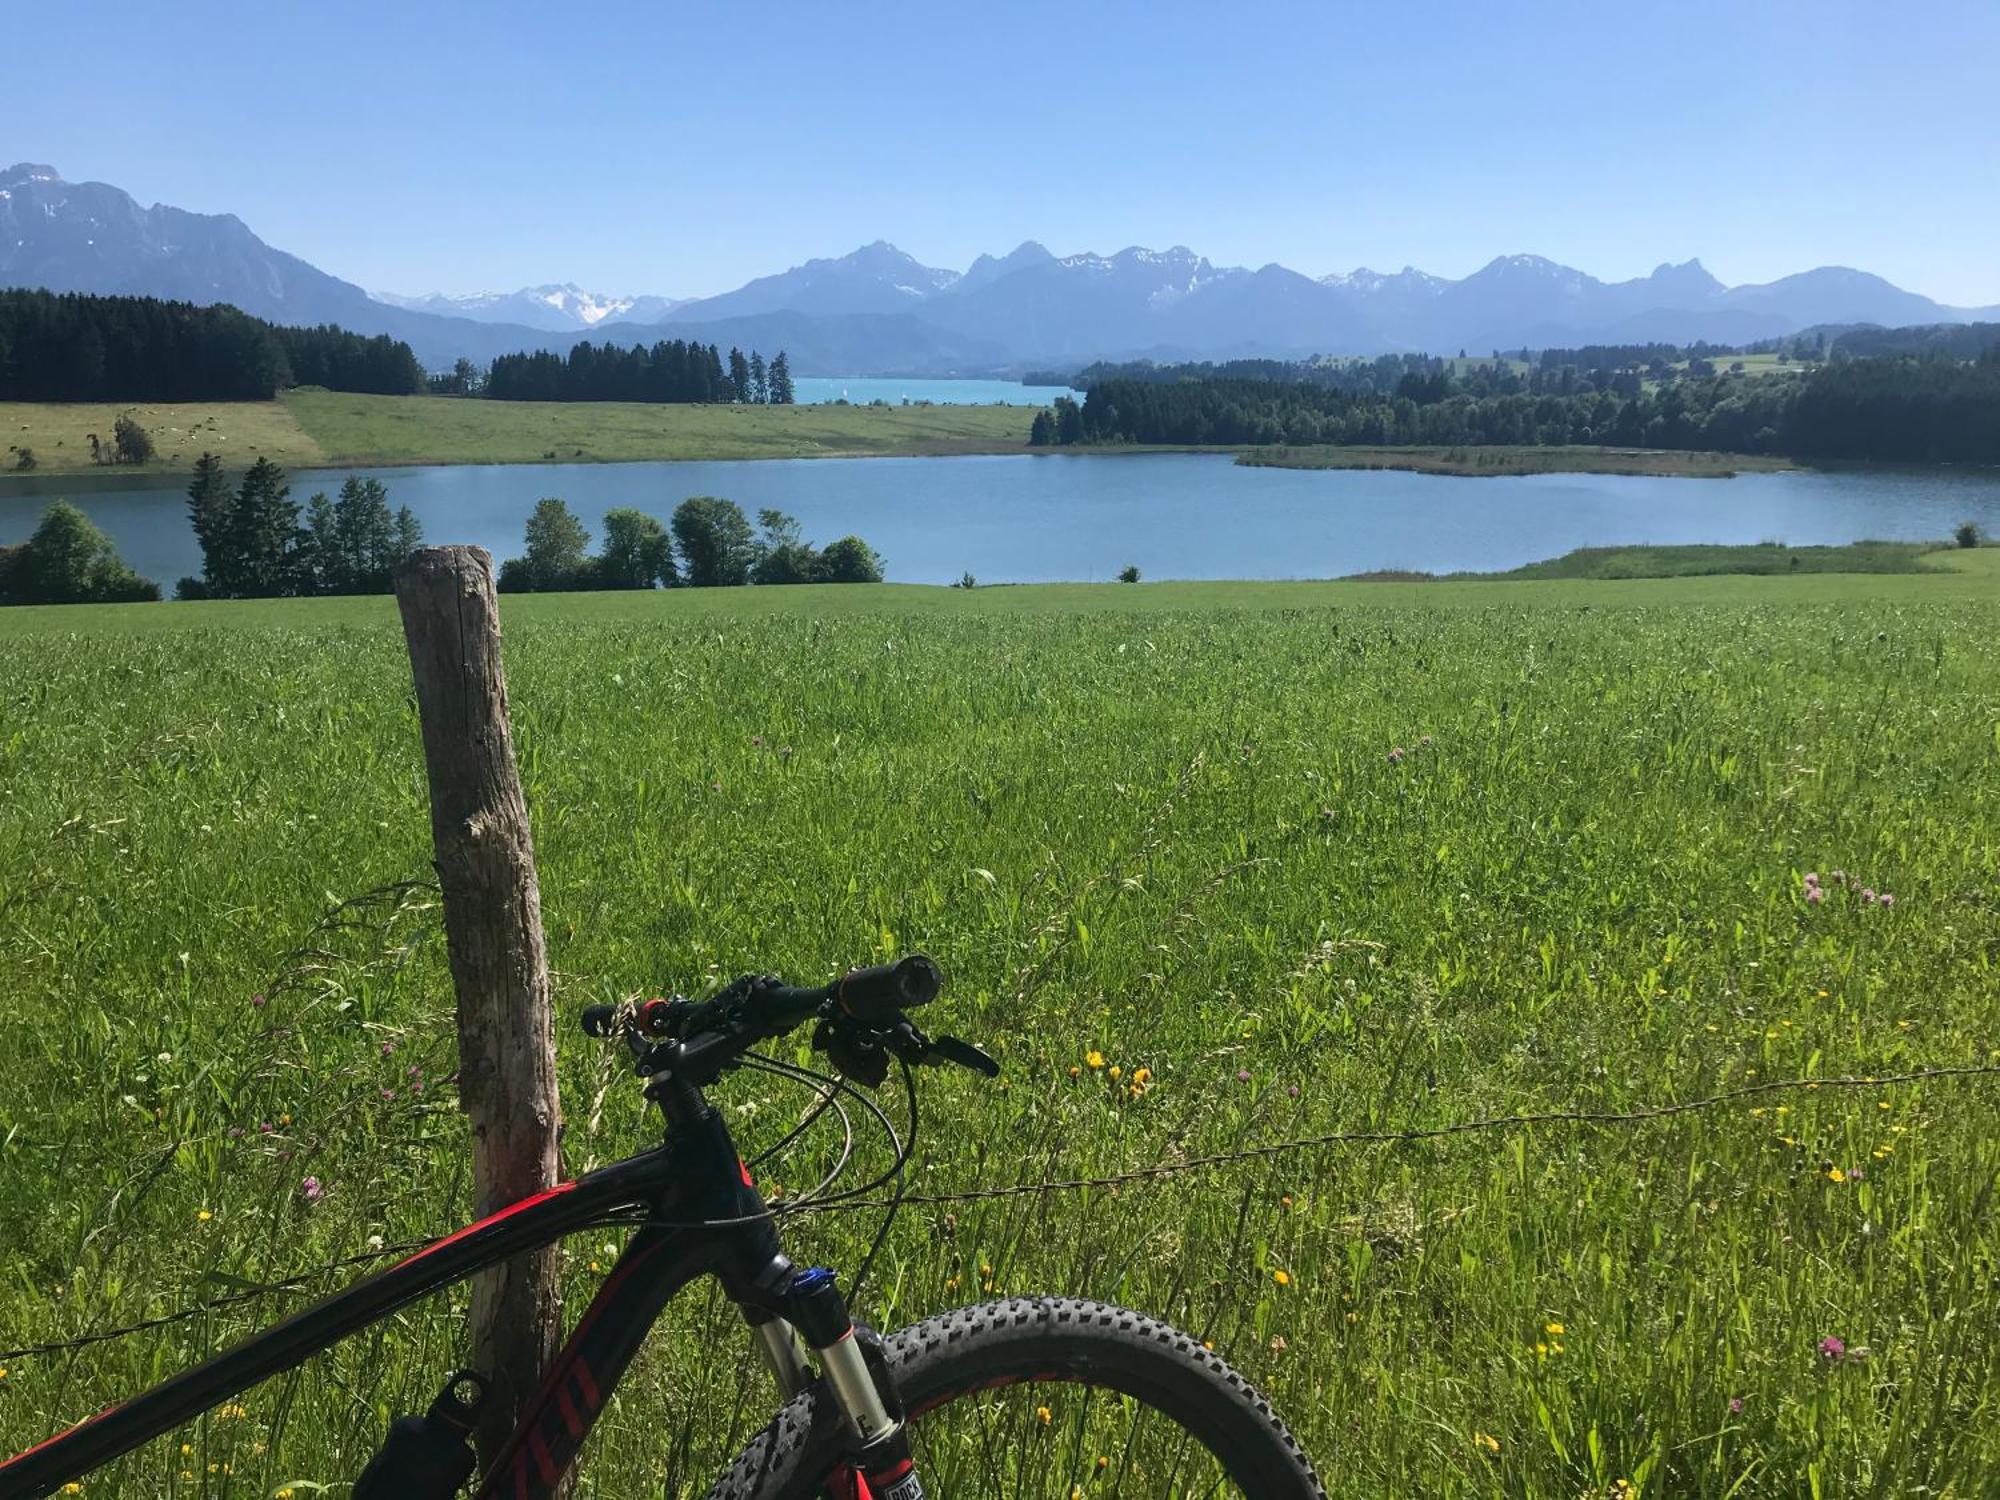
xmin=394 ymin=545 xmax=563 ymax=1471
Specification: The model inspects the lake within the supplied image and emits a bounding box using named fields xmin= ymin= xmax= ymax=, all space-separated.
xmin=5 ymin=456 xmax=2000 ymax=590
xmin=790 ymin=377 xmax=1078 ymax=406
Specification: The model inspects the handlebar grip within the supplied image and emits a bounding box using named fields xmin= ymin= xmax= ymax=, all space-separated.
xmin=833 ymin=955 xmax=943 ymax=1023
xmin=581 ymin=1004 xmax=621 ymax=1038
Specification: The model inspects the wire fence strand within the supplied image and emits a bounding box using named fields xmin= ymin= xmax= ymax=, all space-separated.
xmin=3 ymin=1061 xmax=1993 ymax=1363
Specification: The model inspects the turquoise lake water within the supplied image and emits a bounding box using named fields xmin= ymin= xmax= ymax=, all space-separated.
xmin=7 ymin=455 xmax=2000 ymax=590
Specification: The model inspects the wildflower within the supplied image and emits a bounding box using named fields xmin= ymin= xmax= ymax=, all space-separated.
xmin=1879 ymin=893 xmax=1894 ymax=908
xmin=300 ymin=1176 xmax=324 ymax=1205
xmin=1806 ymin=886 xmax=1824 ymax=903
xmin=1826 ymin=1166 xmax=1846 ymax=1183
xmin=1818 ymin=1335 xmax=1846 ymax=1361
xmin=1831 ymin=870 xmax=1846 ymax=883
xmin=216 ymin=1404 xmax=246 ymax=1421
xmin=1287 ymin=1083 xmax=1300 ymax=1098
xmin=63 ymin=1486 xmax=84 ymax=1496
xmin=1545 ymin=1322 xmax=1565 ymax=1336
xmin=1387 ymin=747 xmax=1405 ymax=764
xmin=196 ymin=1208 xmax=212 ymax=1223
xmin=1108 ymin=1065 xmax=1122 ymax=1080
xmin=258 ymin=1122 xmax=273 ymax=1135
xmin=1035 ymin=1404 xmax=1052 ymax=1425
xmin=1729 ymin=1397 xmax=1744 ymax=1414
xmin=1861 ymin=889 xmax=1877 ymax=904
xmin=366 ymin=1234 xmax=385 ymax=1250
xmin=1473 ymin=1431 xmax=1500 ymax=1455
xmin=380 ymin=1040 xmax=396 ymax=1057
xmin=1096 ymin=1456 xmax=1109 ymax=1470
xmin=750 ymin=734 xmax=765 ymax=747
xmin=1237 ymin=1069 xmax=1252 ymax=1083
xmin=1420 ymin=734 xmax=1434 ymax=746
xmin=1132 ymin=1067 xmax=1151 ymax=1085
xmin=250 ymin=993 xmax=267 ymax=1008
xmin=1803 ymin=872 xmax=1818 ymax=887
xmin=380 ymin=1088 xmax=395 ymax=1100
xmin=279 ymin=1113 xmax=291 ymax=1126
xmin=1085 ymin=1050 xmax=1105 ymax=1070
xmin=1067 ymin=1065 xmax=1081 ymax=1079
xmin=1273 ymin=1269 xmax=1291 ymax=1287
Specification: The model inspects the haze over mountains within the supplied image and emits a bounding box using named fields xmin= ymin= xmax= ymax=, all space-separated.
xmin=5 ymin=162 xmax=1994 ymax=376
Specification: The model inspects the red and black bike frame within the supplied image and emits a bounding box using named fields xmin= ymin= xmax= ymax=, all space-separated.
xmin=0 ymin=1105 xmax=828 ymax=1500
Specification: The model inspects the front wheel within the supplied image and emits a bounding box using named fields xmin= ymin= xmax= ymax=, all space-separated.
xmin=705 ymin=1297 xmax=1326 ymax=1499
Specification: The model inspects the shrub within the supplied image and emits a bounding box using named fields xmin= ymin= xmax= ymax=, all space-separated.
xmin=1955 ymin=521 xmax=1982 ymax=549
xmin=1118 ymin=565 xmax=1141 ymax=583
xmin=113 ymin=414 xmax=156 ymax=465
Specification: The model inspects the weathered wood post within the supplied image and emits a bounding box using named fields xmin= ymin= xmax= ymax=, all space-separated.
xmin=394 ymin=545 xmax=563 ymax=1471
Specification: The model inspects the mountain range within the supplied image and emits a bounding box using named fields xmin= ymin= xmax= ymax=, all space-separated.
xmin=4 ymin=162 xmax=1995 ymax=376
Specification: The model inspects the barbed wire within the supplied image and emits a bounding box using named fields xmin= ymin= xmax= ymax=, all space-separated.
xmin=3 ymin=1061 xmax=1993 ymax=1363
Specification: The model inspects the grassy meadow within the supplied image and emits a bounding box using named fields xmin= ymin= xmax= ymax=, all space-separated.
xmin=1 ymin=391 xmax=1040 ymax=476
xmin=2 ymin=573 xmax=1999 ymax=1496
xmin=1238 ymin=445 xmax=1793 ymax=478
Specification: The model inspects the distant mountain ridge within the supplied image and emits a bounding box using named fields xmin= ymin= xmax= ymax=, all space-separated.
xmin=4 ymin=163 xmax=1996 ymax=376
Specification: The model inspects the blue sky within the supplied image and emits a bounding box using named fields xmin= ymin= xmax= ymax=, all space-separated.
xmin=9 ymin=0 xmax=1998 ymax=303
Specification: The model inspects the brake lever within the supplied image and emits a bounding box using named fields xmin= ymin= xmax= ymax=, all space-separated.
xmin=925 ymin=1034 xmax=1001 ymax=1078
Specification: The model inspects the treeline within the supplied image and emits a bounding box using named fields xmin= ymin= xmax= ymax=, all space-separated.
xmin=498 ymin=496 xmax=882 ymax=592
xmin=0 ymin=502 xmax=160 ymax=604
xmin=1829 ymin=323 xmax=2000 ymax=361
xmin=486 ymin=341 xmax=796 ymax=404
xmin=0 ymin=289 xmax=423 ymax=400
xmin=1045 ymin=352 xmax=2000 ymax=464
xmin=178 ymin=456 xmax=424 ymax=599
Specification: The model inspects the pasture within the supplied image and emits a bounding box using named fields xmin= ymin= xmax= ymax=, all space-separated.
xmin=2 ymin=572 xmax=1998 ymax=1495
xmin=0 ymin=393 xmax=1040 ymax=477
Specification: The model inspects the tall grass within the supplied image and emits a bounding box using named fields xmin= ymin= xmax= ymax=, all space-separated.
xmin=2 ymin=591 xmax=1997 ymax=1495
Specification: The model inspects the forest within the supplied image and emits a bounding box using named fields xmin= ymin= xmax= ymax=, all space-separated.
xmin=0 ymin=290 xmax=424 ymax=401
xmin=1038 ymin=351 xmax=2000 ymax=464
xmin=484 ymin=342 xmax=795 ymax=404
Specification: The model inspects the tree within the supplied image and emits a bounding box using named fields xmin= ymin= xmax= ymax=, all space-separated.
xmin=818 ymin=535 xmax=884 ymax=583
xmin=394 ymin=506 xmax=424 ymax=563
xmin=0 ymin=501 xmax=159 ymax=605
xmin=748 ymin=352 xmax=768 ymax=405
xmin=671 ymin=496 xmax=757 ymax=586
xmin=328 ymin=476 xmax=400 ymax=592
xmin=186 ymin=453 xmax=234 ymax=593
xmin=767 ymin=350 xmax=795 ymax=405
xmin=224 ymin=457 xmax=305 ymax=597
xmin=1118 ymin=565 xmax=1141 ymax=583
xmin=1053 ymin=395 xmax=1085 ymax=445
xmin=301 ymin=491 xmax=338 ymax=592
xmin=1957 ymin=521 xmax=1984 ymax=549
xmin=9 ymin=445 xmax=35 ymax=471
xmin=508 ymin=498 xmax=591 ymax=591
xmin=597 ymin=508 xmax=677 ymax=588
xmin=1028 ymin=409 xmax=1055 ymax=446
xmin=728 ymin=347 xmax=751 ymax=404
xmin=112 ymin=414 xmax=156 ymax=465
xmin=750 ymin=508 xmax=819 ymax=584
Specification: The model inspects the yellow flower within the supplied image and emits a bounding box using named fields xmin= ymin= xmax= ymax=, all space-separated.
xmin=1545 ymin=1322 xmax=1565 ymax=1335
xmin=1132 ymin=1067 xmax=1151 ymax=1085
xmin=1067 ymin=1065 xmax=1080 ymax=1078
xmin=196 ymin=1209 xmax=212 ymax=1223
xmin=1108 ymin=1065 xmax=1122 ymax=1080
xmin=1826 ymin=1167 xmax=1846 ymax=1183
xmin=277 ymin=1491 xmax=296 ymax=1500
xmin=1816 ymin=989 xmax=1829 ymax=997
xmin=216 ymin=1404 xmax=247 ymax=1421
xmin=1473 ymin=1431 xmax=1500 ymax=1454
xmin=1085 ymin=1050 xmax=1105 ymax=1070
xmin=278 ymin=1113 xmax=291 ymax=1126
xmin=1096 ymin=1456 xmax=1109 ymax=1470
xmin=1877 ymin=1100 xmax=1892 ymax=1111
xmin=1273 ymin=1269 xmax=1291 ymax=1287
xmin=62 ymin=1486 xmax=85 ymax=1496
xmin=1035 ymin=1404 xmax=1052 ymax=1425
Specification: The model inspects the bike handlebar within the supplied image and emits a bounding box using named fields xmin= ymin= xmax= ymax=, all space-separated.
xmin=581 ymin=955 xmax=942 ymax=1044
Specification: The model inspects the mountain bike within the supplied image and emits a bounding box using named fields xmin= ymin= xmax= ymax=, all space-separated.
xmin=2 ymin=957 xmax=1325 ymax=1498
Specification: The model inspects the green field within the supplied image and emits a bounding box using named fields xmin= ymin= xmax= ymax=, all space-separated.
xmin=1 ymin=392 xmax=1041 ymax=476
xmin=1347 ymin=540 xmax=1975 ymax=582
xmin=3 ymin=571 xmax=1999 ymax=1495
xmin=1238 ymin=444 xmax=1793 ymax=478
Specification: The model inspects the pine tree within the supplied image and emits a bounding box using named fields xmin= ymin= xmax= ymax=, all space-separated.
xmin=225 ymin=458 xmax=303 ymax=597
xmin=748 ymin=352 xmax=767 ymax=405
xmin=186 ymin=453 xmax=233 ymax=592
xmin=728 ymin=348 xmax=751 ymax=403
xmin=1029 ymin=409 xmax=1055 ymax=446
xmin=767 ymin=351 xmax=795 ymax=405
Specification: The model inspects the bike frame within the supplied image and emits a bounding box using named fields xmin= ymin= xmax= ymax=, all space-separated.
xmin=1 ymin=1106 xmax=797 ymax=1500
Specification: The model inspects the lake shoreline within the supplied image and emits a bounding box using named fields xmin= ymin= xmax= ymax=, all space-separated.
xmin=1236 ymin=444 xmax=1797 ymax=479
